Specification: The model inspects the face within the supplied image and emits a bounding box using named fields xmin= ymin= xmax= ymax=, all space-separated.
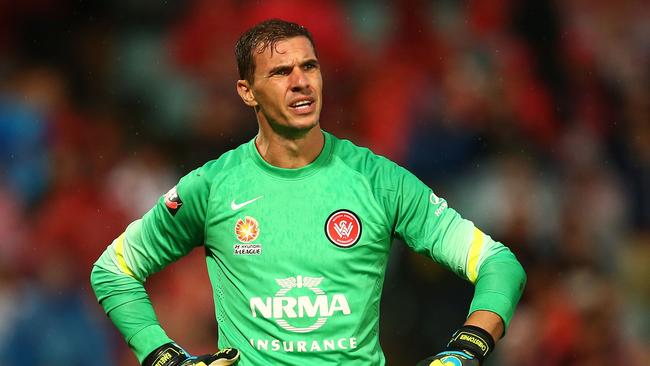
xmin=237 ymin=36 xmax=323 ymax=136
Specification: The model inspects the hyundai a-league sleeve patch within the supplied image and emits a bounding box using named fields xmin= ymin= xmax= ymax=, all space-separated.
xmin=164 ymin=185 xmax=183 ymax=216
xmin=325 ymin=209 xmax=362 ymax=248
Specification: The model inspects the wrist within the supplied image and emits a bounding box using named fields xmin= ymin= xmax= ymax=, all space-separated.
xmin=130 ymin=324 xmax=174 ymax=364
xmin=447 ymin=325 xmax=495 ymax=362
xmin=142 ymin=342 xmax=190 ymax=366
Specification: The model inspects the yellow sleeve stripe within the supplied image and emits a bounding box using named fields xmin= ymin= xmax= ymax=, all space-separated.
xmin=115 ymin=233 xmax=137 ymax=279
xmin=467 ymin=227 xmax=485 ymax=283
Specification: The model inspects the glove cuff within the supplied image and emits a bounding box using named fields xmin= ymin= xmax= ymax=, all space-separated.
xmin=447 ymin=325 xmax=495 ymax=361
xmin=142 ymin=342 xmax=190 ymax=366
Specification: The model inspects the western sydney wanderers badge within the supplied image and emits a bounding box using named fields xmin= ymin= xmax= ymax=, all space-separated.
xmin=325 ymin=209 xmax=362 ymax=248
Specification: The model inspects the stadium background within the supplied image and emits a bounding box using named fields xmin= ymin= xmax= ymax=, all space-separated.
xmin=0 ymin=0 xmax=647 ymax=365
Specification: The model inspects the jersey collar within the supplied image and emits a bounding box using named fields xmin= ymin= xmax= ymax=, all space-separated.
xmin=248 ymin=130 xmax=333 ymax=179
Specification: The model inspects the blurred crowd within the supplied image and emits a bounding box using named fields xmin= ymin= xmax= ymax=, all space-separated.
xmin=0 ymin=1 xmax=648 ymax=365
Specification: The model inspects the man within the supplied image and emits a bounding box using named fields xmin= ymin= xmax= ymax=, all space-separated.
xmin=91 ymin=19 xmax=525 ymax=366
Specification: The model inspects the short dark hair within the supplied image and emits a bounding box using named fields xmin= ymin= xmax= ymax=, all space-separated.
xmin=235 ymin=19 xmax=316 ymax=83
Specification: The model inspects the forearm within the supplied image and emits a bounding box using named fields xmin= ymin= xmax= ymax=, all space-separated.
xmin=469 ymin=248 xmax=526 ymax=331
xmin=465 ymin=310 xmax=504 ymax=342
xmin=90 ymin=265 xmax=172 ymax=363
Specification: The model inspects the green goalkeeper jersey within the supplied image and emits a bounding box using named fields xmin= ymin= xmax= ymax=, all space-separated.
xmin=91 ymin=131 xmax=525 ymax=365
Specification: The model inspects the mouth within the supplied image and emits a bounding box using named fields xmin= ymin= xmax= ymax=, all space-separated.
xmin=288 ymin=98 xmax=316 ymax=114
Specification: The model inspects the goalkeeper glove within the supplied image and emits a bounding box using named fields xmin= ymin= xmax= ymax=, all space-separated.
xmin=142 ymin=342 xmax=239 ymax=366
xmin=416 ymin=325 xmax=495 ymax=366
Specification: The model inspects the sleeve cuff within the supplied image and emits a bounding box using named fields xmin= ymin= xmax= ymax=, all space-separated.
xmin=128 ymin=324 xmax=174 ymax=363
xmin=468 ymin=291 xmax=515 ymax=329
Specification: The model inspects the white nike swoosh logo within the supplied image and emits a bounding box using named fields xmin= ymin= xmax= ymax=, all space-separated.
xmin=231 ymin=196 xmax=263 ymax=210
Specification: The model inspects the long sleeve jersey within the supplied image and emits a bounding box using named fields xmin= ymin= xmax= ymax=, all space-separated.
xmin=91 ymin=131 xmax=525 ymax=365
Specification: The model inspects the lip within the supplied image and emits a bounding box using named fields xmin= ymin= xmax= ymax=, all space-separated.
xmin=288 ymin=97 xmax=316 ymax=115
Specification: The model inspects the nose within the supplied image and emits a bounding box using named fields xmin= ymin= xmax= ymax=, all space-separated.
xmin=289 ymin=68 xmax=309 ymax=92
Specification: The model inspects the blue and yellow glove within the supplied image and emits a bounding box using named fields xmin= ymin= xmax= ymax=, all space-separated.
xmin=142 ymin=343 xmax=239 ymax=366
xmin=416 ymin=325 xmax=494 ymax=366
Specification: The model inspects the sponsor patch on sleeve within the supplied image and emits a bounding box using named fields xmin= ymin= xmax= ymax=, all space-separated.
xmin=164 ymin=185 xmax=183 ymax=216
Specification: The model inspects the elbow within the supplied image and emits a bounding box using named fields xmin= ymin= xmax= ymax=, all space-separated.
xmin=89 ymin=264 xmax=102 ymax=298
xmin=90 ymin=263 xmax=114 ymax=302
xmin=499 ymin=251 xmax=527 ymax=296
xmin=479 ymin=250 xmax=527 ymax=298
xmin=515 ymin=260 xmax=527 ymax=297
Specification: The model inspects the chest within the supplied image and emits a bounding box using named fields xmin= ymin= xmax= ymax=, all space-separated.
xmin=203 ymin=172 xmax=392 ymax=276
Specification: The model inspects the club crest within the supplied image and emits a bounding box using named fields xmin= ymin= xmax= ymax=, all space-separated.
xmin=325 ymin=209 xmax=362 ymax=248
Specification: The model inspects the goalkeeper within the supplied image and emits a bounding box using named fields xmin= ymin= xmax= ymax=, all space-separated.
xmin=91 ymin=19 xmax=525 ymax=366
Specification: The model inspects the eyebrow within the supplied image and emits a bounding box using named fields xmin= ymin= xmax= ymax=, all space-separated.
xmin=267 ymin=58 xmax=320 ymax=76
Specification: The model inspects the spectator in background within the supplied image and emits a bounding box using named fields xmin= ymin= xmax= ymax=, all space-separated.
xmin=0 ymin=66 xmax=56 ymax=207
xmin=0 ymin=250 xmax=115 ymax=366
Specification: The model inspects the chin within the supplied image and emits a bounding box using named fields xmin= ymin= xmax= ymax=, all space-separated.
xmin=270 ymin=117 xmax=320 ymax=138
xmin=292 ymin=117 xmax=319 ymax=130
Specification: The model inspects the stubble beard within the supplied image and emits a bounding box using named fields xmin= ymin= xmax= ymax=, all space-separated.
xmin=259 ymin=107 xmax=321 ymax=140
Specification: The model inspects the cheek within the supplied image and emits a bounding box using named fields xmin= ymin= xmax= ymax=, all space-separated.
xmin=256 ymin=89 xmax=283 ymax=108
xmin=314 ymin=78 xmax=323 ymax=96
xmin=257 ymin=92 xmax=288 ymax=118
xmin=264 ymin=86 xmax=286 ymax=104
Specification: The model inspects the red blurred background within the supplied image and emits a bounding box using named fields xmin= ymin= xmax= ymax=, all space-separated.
xmin=0 ymin=1 xmax=648 ymax=365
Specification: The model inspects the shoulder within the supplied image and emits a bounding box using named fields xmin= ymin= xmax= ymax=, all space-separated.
xmin=328 ymin=133 xmax=412 ymax=187
xmin=330 ymin=133 xmax=398 ymax=173
xmin=178 ymin=140 xmax=253 ymax=192
xmin=192 ymin=141 xmax=252 ymax=179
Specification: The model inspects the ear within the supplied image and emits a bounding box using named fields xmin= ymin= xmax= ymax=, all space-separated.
xmin=236 ymin=80 xmax=258 ymax=107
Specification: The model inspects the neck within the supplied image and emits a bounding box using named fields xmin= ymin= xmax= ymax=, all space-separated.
xmin=255 ymin=126 xmax=324 ymax=169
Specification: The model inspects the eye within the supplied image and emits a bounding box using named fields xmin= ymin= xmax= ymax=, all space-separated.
xmin=304 ymin=62 xmax=319 ymax=71
xmin=271 ymin=67 xmax=291 ymax=76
